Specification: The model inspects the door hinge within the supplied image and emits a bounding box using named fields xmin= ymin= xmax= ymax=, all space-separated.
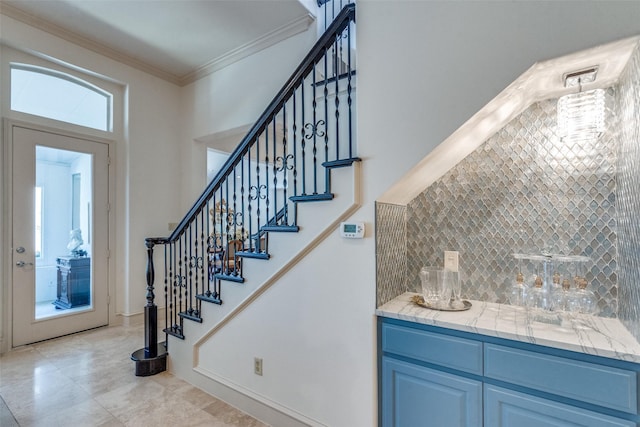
xmin=107 ymin=157 xmax=111 ymax=165
xmin=106 ymin=249 xmax=111 ymax=259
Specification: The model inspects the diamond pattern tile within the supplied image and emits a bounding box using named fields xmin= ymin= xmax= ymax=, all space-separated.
xmin=375 ymin=203 xmax=407 ymax=306
xmin=403 ymin=89 xmax=619 ymax=317
xmin=377 ymin=49 xmax=640 ymax=328
xmin=617 ymin=46 xmax=640 ymax=338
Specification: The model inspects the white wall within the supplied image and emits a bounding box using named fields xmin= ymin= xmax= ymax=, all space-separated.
xmin=179 ymin=26 xmax=317 ymax=206
xmin=0 ymin=12 xmax=183 ymax=350
xmin=181 ymin=2 xmax=640 ymax=426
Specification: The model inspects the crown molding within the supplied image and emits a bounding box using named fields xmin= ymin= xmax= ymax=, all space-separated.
xmin=0 ymin=2 xmax=183 ymax=85
xmin=179 ymin=13 xmax=315 ymax=86
xmin=1 ymin=2 xmax=316 ymax=87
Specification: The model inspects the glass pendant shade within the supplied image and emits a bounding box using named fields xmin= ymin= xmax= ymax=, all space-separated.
xmin=557 ymin=88 xmax=605 ymax=143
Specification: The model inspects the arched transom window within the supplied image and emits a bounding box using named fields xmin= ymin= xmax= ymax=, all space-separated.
xmin=10 ymin=63 xmax=113 ymax=132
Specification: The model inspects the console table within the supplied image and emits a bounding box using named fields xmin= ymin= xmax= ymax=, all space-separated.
xmin=54 ymin=256 xmax=91 ymax=309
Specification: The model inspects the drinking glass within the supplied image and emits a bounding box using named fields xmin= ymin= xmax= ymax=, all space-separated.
xmin=419 ymin=267 xmax=442 ymax=304
xmin=441 ymin=269 xmax=463 ymax=309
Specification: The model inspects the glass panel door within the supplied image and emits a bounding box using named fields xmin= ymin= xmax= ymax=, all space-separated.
xmin=11 ymin=123 xmax=109 ymax=346
xmin=34 ymin=146 xmax=93 ymax=319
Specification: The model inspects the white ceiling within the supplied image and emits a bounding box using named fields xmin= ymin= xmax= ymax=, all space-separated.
xmin=1 ymin=0 xmax=316 ymax=85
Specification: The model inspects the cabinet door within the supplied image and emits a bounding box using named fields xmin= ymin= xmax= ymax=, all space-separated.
xmin=382 ymin=357 xmax=482 ymax=427
xmin=484 ymin=385 xmax=636 ymax=427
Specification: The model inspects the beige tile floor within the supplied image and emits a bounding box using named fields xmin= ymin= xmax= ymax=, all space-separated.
xmin=0 ymin=324 xmax=268 ymax=427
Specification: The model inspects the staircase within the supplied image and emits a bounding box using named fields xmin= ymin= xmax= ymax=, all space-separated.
xmin=132 ymin=1 xmax=357 ymax=379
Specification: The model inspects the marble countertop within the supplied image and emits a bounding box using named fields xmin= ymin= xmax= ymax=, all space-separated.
xmin=376 ymin=292 xmax=640 ymax=363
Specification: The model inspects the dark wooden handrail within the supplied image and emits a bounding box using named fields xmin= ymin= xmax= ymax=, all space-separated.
xmin=162 ymin=3 xmax=356 ymax=244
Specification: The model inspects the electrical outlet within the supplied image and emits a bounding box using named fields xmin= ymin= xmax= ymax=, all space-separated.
xmin=254 ymin=357 xmax=263 ymax=376
xmin=444 ymin=251 xmax=459 ymax=272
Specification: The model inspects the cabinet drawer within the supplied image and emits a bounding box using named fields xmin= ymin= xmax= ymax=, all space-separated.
xmin=485 ymin=344 xmax=638 ymax=414
xmin=485 ymin=384 xmax=636 ymax=427
xmin=382 ymin=323 xmax=482 ymax=375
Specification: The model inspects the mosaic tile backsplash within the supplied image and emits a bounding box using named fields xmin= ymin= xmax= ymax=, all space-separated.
xmin=404 ymin=90 xmax=619 ymax=317
xmin=617 ymin=46 xmax=640 ymax=339
xmin=375 ymin=202 xmax=407 ymax=306
xmin=377 ymin=46 xmax=640 ymax=324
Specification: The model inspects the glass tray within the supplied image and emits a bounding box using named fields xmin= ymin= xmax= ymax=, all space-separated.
xmin=411 ymin=295 xmax=472 ymax=312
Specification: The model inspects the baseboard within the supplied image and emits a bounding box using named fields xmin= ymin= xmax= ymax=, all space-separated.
xmin=116 ymin=306 xmax=167 ymax=328
xmin=189 ymin=365 xmax=321 ymax=427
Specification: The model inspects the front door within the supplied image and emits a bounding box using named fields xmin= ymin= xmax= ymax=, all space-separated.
xmin=10 ymin=123 xmax=110 ymax=346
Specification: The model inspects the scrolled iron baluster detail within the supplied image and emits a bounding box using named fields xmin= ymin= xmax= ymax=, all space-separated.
xmin=305 ymin=120 xmax=326 ymax=139
xmin=276 ymin=154 xmax=295 ymax=172
xmin=249 ymin=184 xmax=267 ymax=201
xmin=189 ymin=255 xmax=204 ymax=270
xmin=175 ymin=274 xmax=187 ymax=288
xmin=230 ymin=211 xmax=243 ymax=227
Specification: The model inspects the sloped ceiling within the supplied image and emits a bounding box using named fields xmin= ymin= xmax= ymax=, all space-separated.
xmin=0 ymin=0 xmax=316 ymax=86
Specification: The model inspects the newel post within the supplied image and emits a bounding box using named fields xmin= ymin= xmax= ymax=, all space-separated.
xmin=131 ymin=238 xmax=167 ymax=376
xmin=144 ymin=239 xmax=158 ymax=357
xmin=144 ymin=240 xmax=158 ymax=357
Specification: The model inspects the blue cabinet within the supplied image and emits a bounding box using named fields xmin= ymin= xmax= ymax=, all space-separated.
xmin=378 ymin=317 xmax=640 ymax=427
xmin=382 ymin=357 xmax=482 ymax=427
xmin=485 ymin=385 xmax=635 ymax=427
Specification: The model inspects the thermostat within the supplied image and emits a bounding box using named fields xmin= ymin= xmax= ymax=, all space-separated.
xmin=340 ymin=221 xmax=365 ymax=238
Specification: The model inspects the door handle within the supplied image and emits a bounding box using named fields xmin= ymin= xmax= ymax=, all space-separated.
xmin=16 ymin=261 xmax=34 ymax=267
xmin=16 ymin=246 xmax=26 ymax=253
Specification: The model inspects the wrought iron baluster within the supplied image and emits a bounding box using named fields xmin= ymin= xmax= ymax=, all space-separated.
xmin=324 ymin=42 xmax=330 ymax=192
xmin=272 ymin=118 xmax=278 ymax=224
xmin=255 ymin=137 xmax=262 ymax=234
xmin=177 ymin=236 xmax=184 ymax=330
xmin=225 ymin=175 xmax=230 ymax=247
xmin=281 ymin=104 xmax=289 ymax=225
xmin=247 ymin=147 xmax=253 ymax=252
xmin=300 ymin=79 xmax=307 ymax=196
xmin=334 ymin=31 xmax=341 ymax=161
xmin=233 ymin=164 xmax=241 ymax=276
xmin=265 ymin=125 xmax=270 ymax=230
xmin=232 ymin=163 xmax=238 ymax=260
xmin=167 ymin=242 xmax=173 ymax=333
xmin=205 ymin=199 xmax=213 ymax=297
xmin=292 ymin=86 xmax=298 ymax=201
xmin=347 ymin=21 xmax=353 ymax=159
xmin=188 ymin=225 xmax=194 ymax=316
xmin=323 ymin=0 xmax=328 ymax=32
xmin=172 ymin=242 xmax=179 ymax=335
xmin=312 ymin=61 xmax=318 ymax=194
xmin=240 ymin=157 xmax=246 ymax=251
xmin=182 ymin=234 xmax=188 ymax=316
xmin=200 ymin=209 xmax=204 ymax=300
xmin=163 ymin=243 xmax=168 ymax=346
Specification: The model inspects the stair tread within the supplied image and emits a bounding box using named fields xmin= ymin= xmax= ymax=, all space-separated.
xmin=260 ymin=225 xmax=299 ymax=232
xmin=322 ymin=157 xmax=361 ymax=169
xmin=214 ymin=273 xmax=245 ymax=283
xmin=164 ymin=328 xmax=185 ymax=340
xmin=290 ymin=193 xmax=334 ymax=202
xmin=178 ymin=311 xmax=203 ymax=323
xmin=236 ymin=250 xmax=270 ymax=259
xmin=196 ymin=293 xmax=222 ymax=305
